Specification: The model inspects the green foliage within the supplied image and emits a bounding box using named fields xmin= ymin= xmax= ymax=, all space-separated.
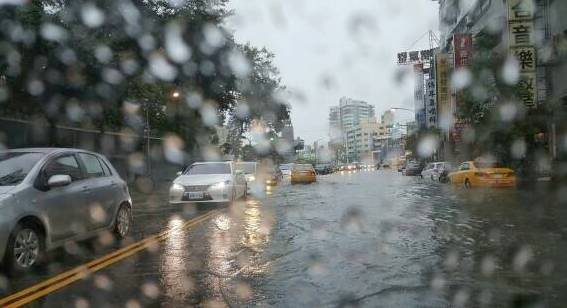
xmin=0 ymin=0 xmax=289 ymax=154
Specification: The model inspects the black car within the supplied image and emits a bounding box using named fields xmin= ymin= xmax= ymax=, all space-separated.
xmin=314 ymin=164 xmax=332 ymax=175
xmin=403 ymin=162 xmax=424 ymax=176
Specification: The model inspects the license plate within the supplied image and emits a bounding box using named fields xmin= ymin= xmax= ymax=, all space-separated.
xmin=186 ymin=192 xmax=204 ymax=200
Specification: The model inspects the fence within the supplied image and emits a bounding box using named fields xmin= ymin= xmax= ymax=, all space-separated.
xmin=0 ymin=117 xmax=179 ymax=185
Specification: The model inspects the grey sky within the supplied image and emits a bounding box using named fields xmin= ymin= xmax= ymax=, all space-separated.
xmin=227 ymin=0 xmax=439 ymax=144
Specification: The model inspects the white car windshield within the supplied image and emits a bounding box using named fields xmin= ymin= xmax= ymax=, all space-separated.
xmin=0 ymin=152 xmax=44 ymax=186
xmin=185 ymin=163 xmax=231 ymax=175
xmin=236 ymin=163 xmax=256 ymax=175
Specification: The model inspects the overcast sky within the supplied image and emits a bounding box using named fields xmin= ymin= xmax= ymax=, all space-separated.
xmin=227 ymin=0 xmax=439 ymax=144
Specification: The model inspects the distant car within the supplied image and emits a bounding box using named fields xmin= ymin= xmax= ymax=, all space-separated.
xmin=421 ymin=162 xmax=453 ymax=181
xmin=265 ymin=166 xmax=282 ymax=186
xmin=236 ymin=162 xmax=257 ymax=191
xmin=0 ymin=148 xmax=132 ymax=275
xmin=448 ymin=160 xmax=516 ymax=188
xmin=381 ymin=163 xmax=390 ymax=169
xmin=291 ymin=164 xmax=317 ymax=184
xmin=169 ymin=161 xmax=247 ymax=204
xmin=403 ymin=161 xmax=423 ymax=176
xmin=314 ymin=163 xmax=332 ymax=175
xmin=279 ymin=163 xmax=293 ymax=177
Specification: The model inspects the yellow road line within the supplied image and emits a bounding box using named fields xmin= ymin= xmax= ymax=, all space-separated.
xmin=0 ymin=210 xmax=218 ymax=307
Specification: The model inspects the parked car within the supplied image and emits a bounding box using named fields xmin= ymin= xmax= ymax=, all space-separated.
xmin=0 ymin=148 xmax=132 ymax=275
xmin=291 ymin=164 xmax=317 ymax=184
xmin=448 ymin=160 xmax=517 ymax=188
xmin=169 ymin=161 xmax=247 ymax=204
xmin=421 ymin=162 xmax=454 ymax=181
xmin=314 ymin=163 xmax=332 ymax=175
xmin=403 ymin=161 xmax=424 ymax=176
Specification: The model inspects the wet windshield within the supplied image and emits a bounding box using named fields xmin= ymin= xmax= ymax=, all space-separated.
xmin=0 ymin=152 xmax=44 ymax=186
xmin=1 ymin=0 xmax=567 ymax=307
xmin=235 ymin=162 xmax=256 ymax=175
xmin=185 ymin=163 xmax=230 ymax=175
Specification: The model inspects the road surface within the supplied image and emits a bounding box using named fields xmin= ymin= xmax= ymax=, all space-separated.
xmin=2 ymin=169 xmax=567 ymax=307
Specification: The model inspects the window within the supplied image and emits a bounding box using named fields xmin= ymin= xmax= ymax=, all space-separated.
xmin=99 ymin=158 xmax=113 ymax=176
xmin=0 ymin=152 xmax=44 ymax=186
xmin=185 ymin=163 xmax=231 ymax=175
xmin=44 ymin=155 xmax=83 ymax=182
xmin=78 ymin=153 xmax=105 ymax=178
xmin=459 ymin=163 xmax=470 ymax=171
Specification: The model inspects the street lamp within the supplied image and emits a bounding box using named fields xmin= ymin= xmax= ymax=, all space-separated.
xmin=172 ymin=91 xmax=180 ymax=99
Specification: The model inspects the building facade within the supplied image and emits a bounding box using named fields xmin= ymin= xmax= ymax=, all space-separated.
xmin=345 ymin=118 xmax=389 ymax=163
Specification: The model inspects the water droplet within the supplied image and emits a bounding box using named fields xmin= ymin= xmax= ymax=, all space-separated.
xmin=499 ymin=102 xmax=518 ymax=122
xmin=141 ymin=282 xmax=160 ymax=299
xmin=81 ymin=3 xmax=105 ymax=28
xmin=149 ymin=54 xmax=178 ymax=81
xmin=417 ymin=134 xmax=439 ymax=158
xmin=228 ymin=50 xmax=251 ymax=78
xmin=451 ymin=68 xmax=472 ymax=91
xmin=94 ymin=274 xmax=113 ymax=291
xmin=513 ymin=245 xmax=533 ymax=273
xmin=511 ymin=139 xmax=527 ymax=159
xmin=502 ymin=56 xmax=520 ymax=85
xmin=27 ymin=80 xmax=44 ymax=96
xmin=74 ymin=297 xmax=89 ymax=308
xmin=165 ymin=22 xmax=191 ymax=63
xmin=200 ymin=102 xmax=218 ymax=127
xmin=40 ymin=23 xmax=67 ymax=42
xmin=89 ymin=204 xmax=107 ymax=223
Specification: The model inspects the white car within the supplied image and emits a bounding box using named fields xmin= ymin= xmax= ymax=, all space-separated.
xmin=169 ymin=162 xmax=247 ymax=204
xmin=421 ymin=162 xmax=453 ymax=181
xmin=236 ymin=161 xmax=257 ymax=184
xmin=279 ymin=163 xmax=293 ymax=177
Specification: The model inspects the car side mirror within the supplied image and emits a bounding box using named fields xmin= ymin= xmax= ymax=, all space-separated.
xmin=47 ymin=174 xmax=71 ymax=188
xmin=176 ymin=171 xmax=183 ymax=176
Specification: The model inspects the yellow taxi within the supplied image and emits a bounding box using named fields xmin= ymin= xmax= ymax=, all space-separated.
xmin=291 ymin=164 xmax=317 ymax=184
xmin=448 ymin=160 xmax=516 ymax=188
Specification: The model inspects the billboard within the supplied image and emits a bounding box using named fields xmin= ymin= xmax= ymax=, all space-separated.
xmin=414 ymin=64 xmax=426 ymax=128
xmin=507 ymin=0 xmax=537 ymax=108
xmin=425 ymin=73 xmax=437 ymax=128
xmin=453 ymin=33 xmax=473 ymax=68
xmin=397 ymin=49 xmax=435 ymax=65
xmin=435 ymin=54 xmax=450 ymax=132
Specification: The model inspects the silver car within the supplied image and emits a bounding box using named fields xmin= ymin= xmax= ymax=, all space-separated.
xmin=169 ymin=161 xmax=247 ymax=204
xmin=0 ymin=148 xmax=132 ymax=275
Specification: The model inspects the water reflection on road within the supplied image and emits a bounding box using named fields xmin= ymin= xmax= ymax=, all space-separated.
xmin=255 ymin=170 xmax=567 ymax=307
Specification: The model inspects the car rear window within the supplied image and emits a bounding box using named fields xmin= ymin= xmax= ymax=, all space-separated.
xmin=294 ymin=164 xmax=314 ymax=171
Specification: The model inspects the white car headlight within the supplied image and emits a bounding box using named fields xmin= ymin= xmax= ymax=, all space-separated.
xmin=170 ymin=183 xmax=184 ymax=192
xmin=211 ymin=180 xmax=230 ymax=189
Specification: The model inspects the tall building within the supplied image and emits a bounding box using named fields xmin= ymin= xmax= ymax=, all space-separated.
xmin=329 ymin=106 xmax=341 ymax=144
xmin=436 ymin=0 xmax=566 ymax=160
xmin=329 ymin=97 xmax=376 ymax=162
xmin=281 ymin=119 xmax=294 ymax=145
xmin=338 ymin=97 xmax=375 ymax=133
xmin=345 ymin=118 xmax=388 ymax=163
xmin=381 ymin=110 xmax=394 ymax=127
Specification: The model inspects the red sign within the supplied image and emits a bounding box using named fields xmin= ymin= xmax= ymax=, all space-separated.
xmin=453 ymin=33 xmax=473 ymax=68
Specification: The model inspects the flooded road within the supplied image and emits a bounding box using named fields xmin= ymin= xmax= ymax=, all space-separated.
xmin=3 ymin=170 xmax=567 ymax=307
